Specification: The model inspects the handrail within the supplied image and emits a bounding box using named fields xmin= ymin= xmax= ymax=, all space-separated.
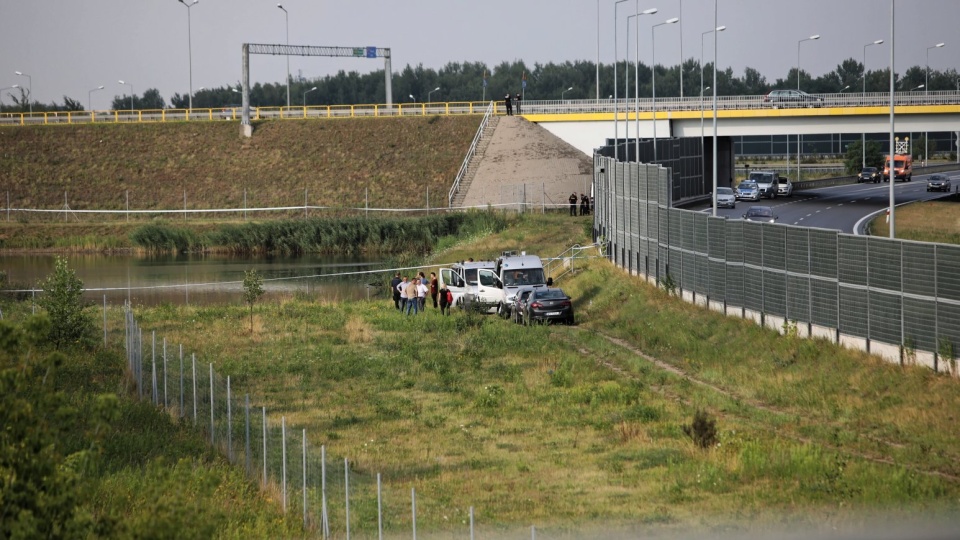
xmin=448 ymin=101 xmax=495 ymax=207
xmin=2 ymin=91 xmax=958 ymax=127
xmin=544 ymin=243 xmax=602 ymax=282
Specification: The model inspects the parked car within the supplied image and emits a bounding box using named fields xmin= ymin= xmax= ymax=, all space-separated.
xmin=522 ymin=288 xmax=574 ymax=325
xmin=763 ymin=89 xmax=823 ymax=107
xmin=736 ymin=181 xmax=760 ymax=201
xmin=776 ymin=176 xmax=793 ymax=197
xmin=858 ymin=167 xmax=881 ymax=183
xmin=927 ymin=174 xmax=953 ymax=192
xmin=716 ymin=187 xmax=736 ymax=208
xmin=512 ymin=288 xmax=536 ymax=324
xmin=742 ymin=206 xmax=778 ymax=223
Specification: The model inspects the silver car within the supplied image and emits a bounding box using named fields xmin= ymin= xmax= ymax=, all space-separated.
xmin=736 ymin=181 xmax=760 ymax=201
xmin=716 ymin=187 xmax=736 ymax=208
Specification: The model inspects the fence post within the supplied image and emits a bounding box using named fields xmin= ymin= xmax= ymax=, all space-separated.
xmin=226 ymin=376 xmax=232 ymax=462
xmin=321 ymin=445 xmax=329 ymax=539
xmin=179 ymin=345 xmax=184 ymax=417
xmin=137 ymin=327 xmax=143 ymax=399
xmin=411 ymin=487 xmax=417 ymax=540
xmin=345 ymin=458 xmax=351 ymax=540
xmin=302 ymin=430 xmax=307 ymax=531
xmin=162 ymin=338 xmax=167 ymax=409
xmin=377 ymin=473 xmax=383 ymax=540
xmin=102 ymin=295 xmax=107 ymax=348
xmin=125 ymin=190 xmax=129 ymax=222
xmin=245 ymin=395 xmax=251 ymax=476
xmin=191 ymin=353 xmax=197 ymax=423
xmin=282 ymin=416 xmax=288 ymax=513
xmin=209 ymin=363 xmax=215 ymax=445
xmin=244 ymin=189 xmax=247 ymax=221
xmin=151 ymin=331 xmax=157 ymax=405
xmin=262 ymin=407 xmax=268 ymax=488
xmin=470 ymin=506 xmax=475 ymax=540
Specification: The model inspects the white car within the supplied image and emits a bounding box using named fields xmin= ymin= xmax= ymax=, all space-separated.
xmin=777 ymin=177 xmax=793 ymax=197
xmin=716 ymin=187 xmax=736 ymax=208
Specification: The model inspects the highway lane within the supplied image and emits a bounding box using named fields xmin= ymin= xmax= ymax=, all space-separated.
xmin=696 ymin=168 xmax=960 ymax=234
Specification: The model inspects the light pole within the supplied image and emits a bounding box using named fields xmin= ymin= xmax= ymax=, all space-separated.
xmin=177 ymin=0 xmax=199 ymax=111
xmin=14 ymin=71 xmax=32 ymax=114
xmin=303 ymin=86 xmax=317 ymax=107
xmin=678 ymin=0 xmax=683 ymax=99
xmin=88 ymin=85 xmax=104 ymax=111
xmin=562 ymin=86 xmax=574 ymax=100
xmin=652 ymin=16 xmax=679 ymax=163
xmin=862 ymin=39 xmax=884 ymax=169
xmin=119 ymin=80 xmax=133 ymax=111
xmin=796 ymin=34 xmax=820 ymax=91
xmin=796 ymin=34 xmax=820 ymax=181
xmin=614 ymin=1 xmax=654 ymax=161
xmin=277 ymin=3 xmax=290 ymax=109
xmin=408 ymin=94 xmax=416 ymax=103
xmin=0 ymin=85 xmax=19 ymax=109
xmin=427 ymin=86 xmax=441 ymax=103
xmin=699 ymin=85 xmax=710 ymax=150
xmin=701 ymin=25 xmax=724 ymax=191
xmin=632 ymin=8 xmax=659 ymax=163
xmin=596 ymin=0 xmax=600 ymax=101
xmin=925 ymin=42 xmax=945 ymax=164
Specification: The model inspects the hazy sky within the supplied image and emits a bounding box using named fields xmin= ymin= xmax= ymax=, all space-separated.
xmin=1 ymin=0 xmax=957 ymax=109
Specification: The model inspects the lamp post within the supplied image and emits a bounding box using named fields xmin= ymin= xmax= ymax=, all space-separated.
xmin=614 ymin=1 xmax=654 ymax=161
xmin=177 ymin=0 xmax=199 ymax=111
xmin=0 ymin=85 xmax=19 ymax=109
xmin=678 ymin=0 xmax=683 ymax=98
xmin=632 ymin=8 xmax=659 ymax=163
xmin=651 ymin=16 xmax=679 ymax=163
xmin=925 ymin=42 xmax=945 ymax=164
xmin=277 ymin=3 xmax=290 ymax=109
xmin=303 ymin=86 xmax=317 ymax=107
xmin=14 ymin=71 xmax=32 ymax=114
xmin=408 ymin=94 xmax=416 ymax=103
xmin=427 ymin=86 xmax=440 ymax=103
xmin=699 ymin=85 xmax=710 ymax=150
xmin=862 ymin=39 xmax=884 ymax=169
xmin=596 ymin=0 xmax=600 ymax=101
xmin=88 ymin=85 xmax=104 ymax=111
xmin=118 ymin=80 xmax=133 ymax=111
xmin=701 ymin=25 xmax=724 ymax=192
xmin=796 ymin=34 xmax=820 ymax=181
xmin=562 ymin=86 xmax=574 ymax=100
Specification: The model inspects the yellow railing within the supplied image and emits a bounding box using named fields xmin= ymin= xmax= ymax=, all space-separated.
xmin=0 ymin=101 xmax=491 ymax=126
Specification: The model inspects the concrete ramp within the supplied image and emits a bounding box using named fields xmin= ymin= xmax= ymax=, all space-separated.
xmin=460 ymin=116 xmax=593 ymax=211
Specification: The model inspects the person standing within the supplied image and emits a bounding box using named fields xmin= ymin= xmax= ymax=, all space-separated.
xmin=417 ymin=277 xmax=429 ymax=312
xmin=568 ymin=192 xmax=578 ymax=216
xmin=404 ymin=278 xmax=419 ymax=315
xmin=515 ymin=93 xmax=522 ymax=114
xmin=504 ymin=94 xmax=513 ymax=116
xmin=439 ymin=285 xmax=452 ymax=315
xmin=429 ymin=272 xmax=439 ymax=309
xmin=580 ymin=193 xmax=590 ymax=216
xmin=390 ymin=272 xmax=402 ymax=310
xmin=396 ymin=276 xmax=409 ymax=312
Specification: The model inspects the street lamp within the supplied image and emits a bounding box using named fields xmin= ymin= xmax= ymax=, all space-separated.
xmin=427 ymin=86 xmax=441 ymax=103
xmin=797 ymin=34 xmax=820 ymax=91
xmin=925 ymin=42 xmax=945 ymax=164
xmin=277 ymin=3 xmax=290 ymax=109
xmin=562 ymin=86 xmax=574 ymax=100
xmin=701 ymin=25 xmax=725 ymax=187
xmin=408 ymin=94 xmax=416 ymax=103
xmin=14 ymin=71 xmax=32 ymax=114
xmin=88 ymin=85 xmax=104 ymax=111
xmin=862 ymin=39 xmax=884 ymax=169
xmin=652 ymin=16 xmax=679 ymax=163
xmin=614 ymin=1 xmax=656 ymax=161
xmin=303 ymin=86 xmax=317 ymax=106
xmin=118 ymin=80 xmax=133 ymax=111
xmin=177 ymin=0 xmax=199 ymax=111
xmin=628 ymin=8 xmax=660 ymax=163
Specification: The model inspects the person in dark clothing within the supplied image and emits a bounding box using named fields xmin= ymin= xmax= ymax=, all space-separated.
xmin=439 ymin=286 xmax=452 ymax=315
xmin=568 ymin=193 xmax=578 ymax=216
xmin=580 ymin=193 xmax=590 ymax=216
xmin=390 ymin=272 xmax=402 ymax=310
xmin=515 ymin=93 xmax=522 ymax=114
xmin=504 ymin=94 xmax=513 ymax=116
xmin=429 ymin=272 xmax=439 ymax=309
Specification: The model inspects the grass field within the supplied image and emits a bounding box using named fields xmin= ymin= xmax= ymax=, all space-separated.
xmin=117 ymin=213 xmax=960 ymax=537
xmin=868 ymin=196 xmax=960 ymax=243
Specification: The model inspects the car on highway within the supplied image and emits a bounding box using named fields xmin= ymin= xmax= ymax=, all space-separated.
xmin=776 ymin=176 xmax=793 ymax=197
xmin=522 ymin=288 xmax=574 ymax=325
xmin=927 ymin=174 xmax=953 ymax=192
xmin=742 ymin=206 xmax=778 ymax=223
xmin=763 ymin=89 xmax=823 ymax=107
xmin=858 ymin=167 xmax=881 ymax=183
xmin=716 ymin=187 xmax=736 ymax=208
xmin=735 ymin=180 xmax=760 ymax=201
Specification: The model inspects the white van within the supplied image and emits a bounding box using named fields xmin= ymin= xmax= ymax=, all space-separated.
xmin=483 ymin=252 xmax=548 ymax=318
xmin=438 ymin=260 xmax=496 ymax=310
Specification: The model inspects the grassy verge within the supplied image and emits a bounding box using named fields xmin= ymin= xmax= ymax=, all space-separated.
xmin=868 ymin=196 xmax=960 ymax=243
xmin=114 ymin=213 xmax=960 ymax=535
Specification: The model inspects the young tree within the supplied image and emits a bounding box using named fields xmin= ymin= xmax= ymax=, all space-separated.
xmin=242 ymin=269 xmax=265 ymax=332
xmin=37 ymin=257 xmax=95 ymax=350
xmin=844 ymin=139 xmax=884 ymax=174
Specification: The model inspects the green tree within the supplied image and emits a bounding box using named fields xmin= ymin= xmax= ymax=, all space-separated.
xmin=242 ymin=269 xmax=265 ymax=332
xmin=37 ymin=257 xmax=95 ymax=350
xmin=844 ymin=139 xmax=884 ymax=174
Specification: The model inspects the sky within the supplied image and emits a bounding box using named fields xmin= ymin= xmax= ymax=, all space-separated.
xmin=1 ymin=0 xmax=958 ymax=110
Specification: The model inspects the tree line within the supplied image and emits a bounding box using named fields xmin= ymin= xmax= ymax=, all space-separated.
xmin=1 ymin=58 xmax=957 ymax=113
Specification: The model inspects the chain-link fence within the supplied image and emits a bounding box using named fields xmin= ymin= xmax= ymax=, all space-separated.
xmin=593 ymin=154 xmax=960 ymax=373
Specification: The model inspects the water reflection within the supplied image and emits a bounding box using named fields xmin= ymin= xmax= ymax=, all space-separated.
xmin=0 ymin=252 xmax=390 ymax=306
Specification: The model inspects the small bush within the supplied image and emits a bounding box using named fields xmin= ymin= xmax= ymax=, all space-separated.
xmin=682 ymin=409 xmax=718 ymax=449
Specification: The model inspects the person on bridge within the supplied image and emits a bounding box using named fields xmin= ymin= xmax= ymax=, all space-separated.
xmin=569 ymin=193 xmax=578 ymax=216
xmin=504 ymin=94 xmax=513 ymax=116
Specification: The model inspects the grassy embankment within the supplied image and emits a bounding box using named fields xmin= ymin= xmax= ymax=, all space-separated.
xmin=867 ymin=196 xmax=960 ymax=243
xmin=105 ymin=212 xmax=960 ymax=536
xmin=0 ymin=116 xmax=480 ymax=250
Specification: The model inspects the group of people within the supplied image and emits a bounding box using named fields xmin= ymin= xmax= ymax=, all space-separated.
xmin=389 ymin=271 xmax=454 ymax=316
xmin=504 ymin=93 xmax=522 ymax=115
xmin=568 ymin=193 xmax=592 ymax=216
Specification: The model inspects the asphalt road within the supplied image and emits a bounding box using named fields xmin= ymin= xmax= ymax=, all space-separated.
xmin=696 ymin=167 xmax=960 ymax=234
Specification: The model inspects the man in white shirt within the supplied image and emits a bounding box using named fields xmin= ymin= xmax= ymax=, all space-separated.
xmin=416 ymin=278 xmax=429 ymax=312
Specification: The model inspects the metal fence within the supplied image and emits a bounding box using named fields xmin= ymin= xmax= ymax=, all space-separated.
xmin=593 ymin=154 xmax=960 ymax=373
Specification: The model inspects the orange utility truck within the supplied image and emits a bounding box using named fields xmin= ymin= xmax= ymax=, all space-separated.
xmin=883 ymin=154 xmax=913 ymax=182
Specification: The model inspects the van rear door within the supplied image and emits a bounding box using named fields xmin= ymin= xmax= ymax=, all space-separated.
xmin=440 ymin=268 xmax=466 ymax=306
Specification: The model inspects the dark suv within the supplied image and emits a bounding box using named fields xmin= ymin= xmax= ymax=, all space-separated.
xmin=858 ymin=167 xmax=880 ymax=183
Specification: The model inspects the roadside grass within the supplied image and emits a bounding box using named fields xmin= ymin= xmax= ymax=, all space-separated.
xmin=867 ymin=198 xmax=960 ymax=243
xmin=125 ymin=213 xmax=960 ymax=535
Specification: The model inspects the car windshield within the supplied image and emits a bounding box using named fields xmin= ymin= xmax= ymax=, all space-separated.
xmin=862 ymin=168 xmax=876 ymax=173
xmin=930 ymin=175 xmax=945 ymax=181
xmin=503 ymin=268 xmax=546 ymax=287
xmin=717 ymin=187 xmax=733 ymax=195
xmin=747 ymin=208 xmax=772 ymax=217
xmin=738 ymin=182 xmax=757 ymax=190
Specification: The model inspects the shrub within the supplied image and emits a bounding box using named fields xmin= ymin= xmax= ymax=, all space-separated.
xmin=682 ymin=409 xmax=718 ymax=449
xmin=36 ymin=257 xmax=96 ymax=350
